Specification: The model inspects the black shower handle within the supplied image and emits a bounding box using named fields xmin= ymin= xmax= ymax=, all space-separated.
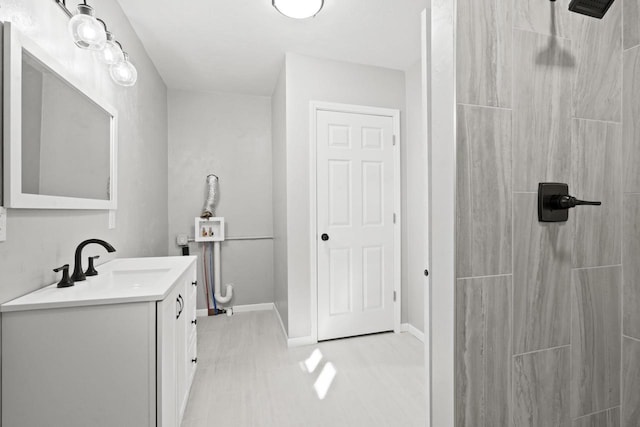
xmin=549 ymin=195 xmax=601 ymax=209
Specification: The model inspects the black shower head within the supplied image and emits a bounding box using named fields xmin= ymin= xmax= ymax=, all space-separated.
xmin=568 ymin=0 xmax=615 ymax=19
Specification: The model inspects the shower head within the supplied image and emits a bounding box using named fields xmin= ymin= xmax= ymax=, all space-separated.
xmin=568 ymin=0 xmax=615 ymax=19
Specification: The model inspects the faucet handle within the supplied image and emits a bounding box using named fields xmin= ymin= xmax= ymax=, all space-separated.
xmin=85 ymin=255 xmax=100 ymax=277
xmin=53 ymin=264 xmax=74 ymax=288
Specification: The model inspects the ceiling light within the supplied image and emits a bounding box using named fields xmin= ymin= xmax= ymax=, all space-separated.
xmin=272 ymin=0 xmax=324 ymax=19
xmin=68 ymin=3 xmax=106 ymax=50
xmin=96 ymin=31 xmax=124 ymax=65
xmin=109 ymin=53 xmax=137 ymax=87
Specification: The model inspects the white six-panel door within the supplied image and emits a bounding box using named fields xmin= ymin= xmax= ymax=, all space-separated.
xmin=316 ymin=110 xmax=396 ymax=341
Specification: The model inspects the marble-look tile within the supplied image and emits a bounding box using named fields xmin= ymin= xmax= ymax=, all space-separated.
xmin=572 ymin=119 xmax=622 ymax=268
xmin=623 ymin=195 xmax=640 ymax=339
xmin=624 ymin=0 xmax=640 ymax=50
xmin=513 ymin=193 xmax=571 ymax=354
xmin=513 ymin=346 xmax=571 ymax=427
xmin=456 ymin=0 xmax=511 ymax=107
xmin=573 ymin=0 xmax=622 ymax=122
xmin=514 ymin=0 xmax=574 ymax=39
xmin=456 ymin=105 xmax=512 ymax=278
xmin=623 ymin=47 xmax=640 ymax=192
xmin=455 ymin=276 xmax=511 ymax=427
xmin=571 ymin=267 xmax=621 ymax=418
xmin=513 ymin=30 xmax=573 ymax=192
xmin=622 ymin=337 xmax=640 ymax=427
xmin=572 ymin=408 xmax=620 ymax=427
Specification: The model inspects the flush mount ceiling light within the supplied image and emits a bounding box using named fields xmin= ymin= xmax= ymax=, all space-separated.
xmin=68 ymin=3 xmax=106 ymax=50
xmin=272 ymin=0 xmax=324 ymax=19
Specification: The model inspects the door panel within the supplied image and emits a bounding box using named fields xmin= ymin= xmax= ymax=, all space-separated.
xmin=317 ymin=110 xmax=396 ymax=341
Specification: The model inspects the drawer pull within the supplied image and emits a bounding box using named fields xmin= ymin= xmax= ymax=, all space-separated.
xmin=192 ymin=281 xmax=197 ymax=287
xmin=192 ymin=358 xmax=198 ymax=364
xmin=192 ymin=319 xmax=197 ymax=325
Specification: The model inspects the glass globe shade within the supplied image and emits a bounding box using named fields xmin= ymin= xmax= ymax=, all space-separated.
xmin=96 ymin=32 xmax=124 ymax=65
xmin=68 ymin=4 xmax=106 ymax=50
xmin=272 ymin=0 xmax=324 ymax=19
xmin=109 ymin=54 xmax=138 ymax=87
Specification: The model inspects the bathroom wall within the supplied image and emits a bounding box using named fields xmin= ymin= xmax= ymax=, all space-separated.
xmin=167 ymin=89 xmax=273 ymax=310
xmin=283 ymin=53 xmax=406 ymax=339
xmin=454 ymin=0 xmax=637 ymax=425
xmin=272 ymin=64 xmax=289 ymax=332
xmin=0 ymin=0 xmax=168 ymax=304
xmin=404 ymin=60 xmax=426 ymax=333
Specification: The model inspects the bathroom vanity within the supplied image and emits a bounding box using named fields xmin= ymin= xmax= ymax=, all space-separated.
xmin=1 ymin=256 xmax=198 ymax=427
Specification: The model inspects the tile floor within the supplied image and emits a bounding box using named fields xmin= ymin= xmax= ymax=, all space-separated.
xmin=182 ymin=310 xmax=426 ymax=427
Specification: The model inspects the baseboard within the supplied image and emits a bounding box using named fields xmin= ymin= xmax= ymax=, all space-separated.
xmin=273 ymin=303 xmax=289 ymax=341
xmin=401 ymin=323 xmax=425 ymax=342
xmin=272 ymin=304 xmax=316 ymax=348
xmin=287 ymin=335 xmax=316 ymax=347
xmin=233 ymin=302 xmax=274 ymax=313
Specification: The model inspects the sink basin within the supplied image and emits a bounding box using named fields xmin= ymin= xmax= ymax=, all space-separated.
xmin=97 ymin=268 xmax=172 ymax=289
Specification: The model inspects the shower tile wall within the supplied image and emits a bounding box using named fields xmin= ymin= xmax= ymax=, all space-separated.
xmin=455 ymin=0 xmax=639 ymax=425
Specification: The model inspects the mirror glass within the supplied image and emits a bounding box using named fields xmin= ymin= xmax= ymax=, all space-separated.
xmin=21 ymin=50 xmax=111 ymax=201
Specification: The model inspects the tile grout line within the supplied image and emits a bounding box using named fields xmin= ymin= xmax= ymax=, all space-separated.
xmin=457 ymin=273 xmax=512 ymax=281
xmin=457 ymin=102 xmax=513 ymax=112
xmin=623 ymin=334 xmax=640 ymax=343
xmin=571 ymin=116 xmax=621 ymax=125
xmin=572 ymin=405 xmax=621 ymax=421
xmin=512 ymin=344 xmax=571 ymax=358
xmin=571 ymin=264 xmax=622 ymax=271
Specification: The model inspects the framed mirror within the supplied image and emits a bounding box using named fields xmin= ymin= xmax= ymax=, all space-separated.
xmin=3 ymin=23 xmax=118 ymax=210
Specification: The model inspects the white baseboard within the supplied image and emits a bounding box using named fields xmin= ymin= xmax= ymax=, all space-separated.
xmin=273 ymin=303 xmax=316 ymax=348
xmin=401 ymin=323 xmax=425 ymax=342
xmin=233 ymin=302 xmax=275 ymax=313
xmin=197 ymin=303 xmax=274 ymax=317
xmin=287 ymin=335 xmax=317 ymax=347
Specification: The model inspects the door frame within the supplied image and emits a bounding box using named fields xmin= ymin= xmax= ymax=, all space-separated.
xmin=309 ymin=101 xmax=402 ymax=343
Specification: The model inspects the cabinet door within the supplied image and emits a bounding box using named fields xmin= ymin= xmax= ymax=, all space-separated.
xmin=158 ymin=282 xmax=181 ymax=427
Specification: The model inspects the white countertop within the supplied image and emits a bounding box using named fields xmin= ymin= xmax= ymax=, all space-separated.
xmin=1 ymin=256 xmax=197 ymax=313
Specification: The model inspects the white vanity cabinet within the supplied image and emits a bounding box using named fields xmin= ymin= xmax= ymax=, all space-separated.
xmin=1 ymin=256 xmax=198 ymax=427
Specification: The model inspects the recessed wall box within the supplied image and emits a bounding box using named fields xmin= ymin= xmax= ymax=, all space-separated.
xmin=194 ymin=217 xmax=225 ymax=242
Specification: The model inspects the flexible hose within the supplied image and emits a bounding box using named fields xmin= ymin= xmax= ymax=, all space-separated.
xmin=202 ymin=244 xmax=211 ymax=313
xmin=201 ymin=174 xmax=219 ymax=218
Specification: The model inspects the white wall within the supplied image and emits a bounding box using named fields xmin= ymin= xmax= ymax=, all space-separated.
xmin=167 ymin=90 xmax=273 ymax=309
xmin=405 ymin=60 xmax=426 ymax=333
xmin=0 ymin=0 xmax=168 ymax=304
xmin=271 ymin=64 xmax=289 ymax=331
xmin=284 ymin=53 xmax=406 ymax=338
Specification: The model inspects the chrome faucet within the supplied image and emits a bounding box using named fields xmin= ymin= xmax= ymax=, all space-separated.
xmin=71 ymin=239 xmax=116 ymax=282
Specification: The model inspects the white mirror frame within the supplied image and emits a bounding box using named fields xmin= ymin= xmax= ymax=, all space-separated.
xmin=2 ymin=22 xmax=118 ymax=210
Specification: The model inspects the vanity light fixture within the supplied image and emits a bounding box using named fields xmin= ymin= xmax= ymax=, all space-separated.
xmin=54 ymin=0 xmax=137 ymax=87
xmin=272 ymin=0 xmax=324 ymax=19
xmin=109 ymin=52 xmax=138 ymax=87
xmin=96 ymin=31 xmax=124 ymax=65
xmin=68 ymin=2 xmax=106 ymax=50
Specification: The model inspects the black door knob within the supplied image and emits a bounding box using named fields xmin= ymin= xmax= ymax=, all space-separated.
xmin=321 ymin=234 xmax=329 ymax=241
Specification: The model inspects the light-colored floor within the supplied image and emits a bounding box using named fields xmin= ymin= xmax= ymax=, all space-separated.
xmin=182 ymin=310 xmax=426 ymax=427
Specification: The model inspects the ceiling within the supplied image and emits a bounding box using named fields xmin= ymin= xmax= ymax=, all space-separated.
xmin=116 ymin=0 xmax=428 ymax=96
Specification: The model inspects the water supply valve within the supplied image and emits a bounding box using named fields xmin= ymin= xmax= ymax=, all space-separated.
xmin=538 ymin=183 xmax=601 ymax=222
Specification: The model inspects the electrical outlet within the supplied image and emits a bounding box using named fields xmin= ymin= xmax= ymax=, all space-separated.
xmin=108 ymin=210 xmax=116 ymax=229
xmin=0 ymin=207 xmax=6 ymax=242
xmin=177 ymin=234 xmax=188 ymax=246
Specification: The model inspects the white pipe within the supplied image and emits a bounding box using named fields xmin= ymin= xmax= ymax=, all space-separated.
xmin=213 ymin=241 xmax=233 ymax=304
